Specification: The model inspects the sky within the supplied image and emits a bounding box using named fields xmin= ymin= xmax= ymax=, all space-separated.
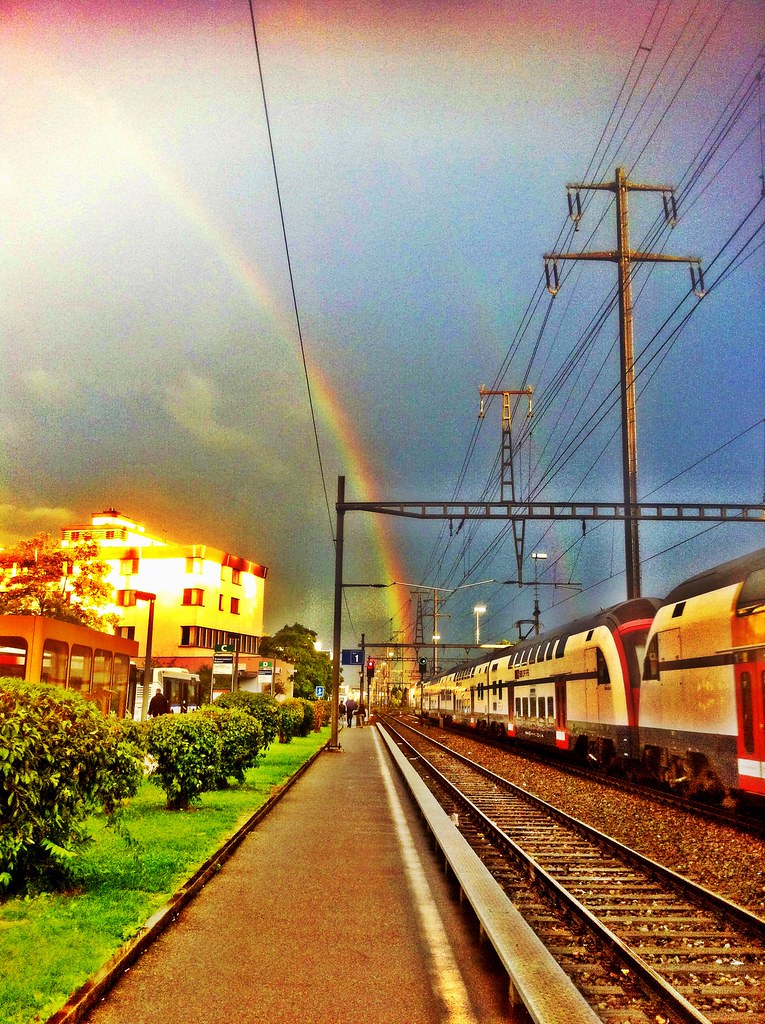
xmin=1 ymin=0 xmax=763 ymax=661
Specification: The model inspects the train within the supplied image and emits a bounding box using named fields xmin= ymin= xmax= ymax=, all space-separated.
xmin=419 ymin=547 xmax=765 ymax=807
xmin=0 ymin=614 xmax=139 ymax=718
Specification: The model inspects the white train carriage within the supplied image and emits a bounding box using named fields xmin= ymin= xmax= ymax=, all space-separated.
xmin=640 ymin=548 xmax=765 ymax=800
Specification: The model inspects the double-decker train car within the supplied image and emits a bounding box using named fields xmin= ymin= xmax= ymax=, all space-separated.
xmin=0 ymin=614 xmax=139 ymax=717
xmin=639 ymin=548 xmax=765 ymax=802
xmin=423 ymin=598 xmax=659 ymax=768
xmin=420 ymin=548 xmax=765 ymax=805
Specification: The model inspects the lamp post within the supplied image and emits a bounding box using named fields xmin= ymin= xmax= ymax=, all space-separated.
xmin=473 ymin=604 xmax=486 ymax=646
xmin=135 ymin=590 xmax=157 ymax=721
xmin=432 ymin=633 xmax=441 ymax=673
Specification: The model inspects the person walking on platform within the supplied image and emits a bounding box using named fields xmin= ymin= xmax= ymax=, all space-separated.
xmin=356 ymin=701 xmax=367 ymax=727
xmin=339 ymin=700 xmax=346 ymax=726
xmin=345 ymin=697 xmax=356 ymax=727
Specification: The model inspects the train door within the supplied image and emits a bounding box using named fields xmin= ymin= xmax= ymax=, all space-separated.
xmin=555 ymin=677 xmax=568 ymax=749
xmin=734 ymin=660 xmax=765 ymax=796
xmin=507 ymin=683 xmax=516 ymax=737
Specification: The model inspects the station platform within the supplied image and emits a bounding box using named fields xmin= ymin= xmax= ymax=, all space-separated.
xmin=81 ymin=724 xmax=519 ymax=1024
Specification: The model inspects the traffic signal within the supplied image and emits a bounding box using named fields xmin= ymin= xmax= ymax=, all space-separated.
xmin=418 ymin=657 xmax=428 ymax=677
xmin=366 ymin=657 xmax=375 ymax=679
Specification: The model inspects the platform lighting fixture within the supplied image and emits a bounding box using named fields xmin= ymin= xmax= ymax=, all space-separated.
xmin=473 ymin=604 xmax=487 ymax=645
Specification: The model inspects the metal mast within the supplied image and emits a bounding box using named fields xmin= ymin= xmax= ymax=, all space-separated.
xmin=479 ymin=385 xmax=533 ymax=580
xmin=544 ymin=167 xmax=704 ymax=598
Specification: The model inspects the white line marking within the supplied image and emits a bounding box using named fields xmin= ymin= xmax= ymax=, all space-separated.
xmin=372 ymin=729 xmax=479 ymax=1024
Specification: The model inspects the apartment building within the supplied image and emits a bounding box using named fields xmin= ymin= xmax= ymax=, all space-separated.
xmin=61 ymin=510 xmax=267 ymax=677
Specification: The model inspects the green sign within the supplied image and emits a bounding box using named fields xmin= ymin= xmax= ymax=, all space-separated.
xmin=215 ymin=643 xmax=236 ymax=653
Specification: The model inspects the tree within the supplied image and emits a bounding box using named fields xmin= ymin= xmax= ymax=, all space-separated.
xmin=258 ymin=622 xmax=332 ymax=700
xmin=0 ymin=533 xmax=118 ymax=631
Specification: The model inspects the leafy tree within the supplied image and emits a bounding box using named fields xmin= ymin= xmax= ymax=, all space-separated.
xmin=0 ymin=533 xmax=117 ymax=631
xmin=258 ymin=623 xmax=332 ymax=700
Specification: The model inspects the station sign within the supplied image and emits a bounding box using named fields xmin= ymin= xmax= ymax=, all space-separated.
xmin=214 ymin=643 xmax=236 ymax=653
xmin=341 ymin=649 xmax=364 ymax=666
xmin=315 ymin=686 xmax=325 ymax=698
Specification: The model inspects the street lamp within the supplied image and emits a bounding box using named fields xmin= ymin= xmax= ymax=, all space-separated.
xmin=135 ymin=590 xmax=157 ymax=721
xmin=432 ymin=633 xmax=441 ymax=673
xmin=473 ymin=604 xmax=486 ymax=645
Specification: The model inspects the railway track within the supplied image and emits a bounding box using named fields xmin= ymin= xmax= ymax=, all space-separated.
xmin=417 ymin=715 xmax=765 ymax=838
xmin=382 ymin=717 xmax=765 ymax=1024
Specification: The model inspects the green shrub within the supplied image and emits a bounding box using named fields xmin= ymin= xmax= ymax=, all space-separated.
xmin=213 ymin=691 xmax=280 ymax=748
xmin=294 ymin=698 xmax=314 ymax=737
xmin=278 ymin=699 xmax=305 ymax=744
xmin=146 ymin=712 xmax=221 ymax=810
xmin=313 ymin=699 xmax=331 ymax=731
xmin=200 ymin=706 xmax=265 ymax=786
xmin=0 ymin=678 xmax=143 ymax=893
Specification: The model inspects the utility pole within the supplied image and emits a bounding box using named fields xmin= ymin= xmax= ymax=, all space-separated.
xmin=479 ymin=385 xmax=533 ymax=580
xmin=544 ymin=167 xmax=704 ymax=599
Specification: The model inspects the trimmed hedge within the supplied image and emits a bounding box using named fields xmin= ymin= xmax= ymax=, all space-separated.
xmin=278 ymin=699 xmax=305 ymax=743
xmin=146 ymin=712 xmax=221 ymax=810
xmin=200 ymin=706 xmax=265 ymax=786
xmin=213 ymin=691 xmax=280 ymax=748
xmin=0 ymin=679 xmax=143 ymax=893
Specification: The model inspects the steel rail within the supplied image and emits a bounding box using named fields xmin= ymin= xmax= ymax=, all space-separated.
xmin=383 ymin=717 xmax=765 ymax=1024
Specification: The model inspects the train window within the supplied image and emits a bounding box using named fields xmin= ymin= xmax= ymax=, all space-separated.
xmin=643 ymin=636 xmax=659 ymax=680
xmin=93 ymin=650 xmax=113 ymax=693
xmin=556 ymin=635 xmax=569 ymax=657
xmin=737 ymin=569 xmax=765 ymax=616
xmin=740 ymin=672 xmax=754 ymax=754
xmin=596 ymin=649 xmax=610 ymax=687
xmin=521 ymin=697 xmax=529 ymax=717
xmin=547 ymin=696 xmax=555 ymax=719
xmin=671 ymin=601 xmax=686 ymax=619
xmin=69 ymin=644 xmax=93 ymax=693
xmin=529 ymin=696 xmax=537 ymax=717
xmin=586 ymin=629 xmax=594 ymax=641
xmin=111 ymin=654 xmax=130 ymax=715
xmin=0 ymin=636 xmax=28 ymax=679
xmin=546 ymin=641 xmax=556 ymax=661
xmin=515 ymin=696 xmax=521 ymax=717
xmin=41 ymin=640 xmax=68 ymax=687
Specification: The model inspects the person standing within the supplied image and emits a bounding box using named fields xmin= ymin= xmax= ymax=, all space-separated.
xmin=148 ymin=687 xmax=171 ymax=717
xmin=356 ymin=701 xmax=367 ymax=728
xmin=345 ymin=697 xmax=356 ymax=727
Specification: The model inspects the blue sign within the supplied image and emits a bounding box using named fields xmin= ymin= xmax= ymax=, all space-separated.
xmin=341 ymin=649 xmax=364 ymax=666
xmin=315 ymin=686 xmax=325 ymax=698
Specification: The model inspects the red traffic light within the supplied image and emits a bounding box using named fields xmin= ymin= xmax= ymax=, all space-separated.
xmin=366 ymin=657 xmax=375 ymax=678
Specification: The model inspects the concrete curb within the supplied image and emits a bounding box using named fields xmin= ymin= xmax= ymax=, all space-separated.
xmin=46 ymin=739 xmax=330 ymax=1024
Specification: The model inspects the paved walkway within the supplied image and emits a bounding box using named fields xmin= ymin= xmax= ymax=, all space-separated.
xmin=84 ymin=724 xmax=515 ymax=1024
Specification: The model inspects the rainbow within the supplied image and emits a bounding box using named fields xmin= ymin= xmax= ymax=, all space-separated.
xmin=54 ymin=73 xmax=411 ymax=639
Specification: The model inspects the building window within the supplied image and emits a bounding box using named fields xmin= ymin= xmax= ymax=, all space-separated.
xmin=180 ymin=625 xmax=199 ymax=648
xmin=186 ymin=557 xmax=203 ymax=575
xmin=183 ymin=588 xmax=204 ymax=607
xmin=120 ymin=558 xmax=139 ymax=575
xmin=116 ymin=590 xmax=136 ymax=607
xmin=231 ymin=597 xmax=240 ymax=615
xmin=232 ymin=568 xmax=241 ymax=586
xmin=117 ymin=626 xmax=135 ymax=640
xmin=219 ymin=595 xmax=224 ymax=611
xmin=105 ymin=530 xmax=115 ymax=540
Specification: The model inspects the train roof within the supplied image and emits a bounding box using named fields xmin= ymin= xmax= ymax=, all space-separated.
xmin=430 ymin=597 xmax=660 ymax=684
xmin=664 ymin=547 xmax=765 ymax=604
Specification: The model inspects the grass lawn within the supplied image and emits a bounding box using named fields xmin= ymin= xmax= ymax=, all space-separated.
xmin=0 ymin=728 xmax=330 ymax=1024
